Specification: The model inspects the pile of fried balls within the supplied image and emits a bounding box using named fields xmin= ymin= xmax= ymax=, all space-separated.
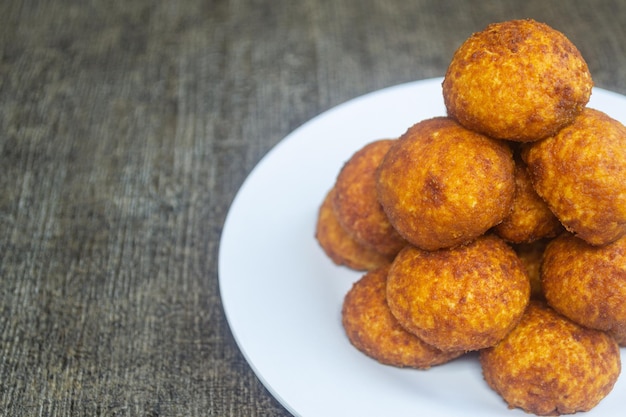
xmin=315 ymin=19 xmax=626 ymax=416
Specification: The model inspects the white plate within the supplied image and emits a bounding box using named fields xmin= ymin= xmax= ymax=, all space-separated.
xmin=219 ymin=77 xmax=626 ymax=417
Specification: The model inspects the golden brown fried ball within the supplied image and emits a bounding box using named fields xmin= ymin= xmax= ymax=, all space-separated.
xmin=333 ymin=139 xmax=407 ymax=257
xmin=376 ymin=117 xmax=515 ymax=251
xmin=342 ymin=265 xmax=464 ymax=368
xmin=442 ymin=19 xmax=592 ymax=142
xmin=480 ymin=301 xmax=621 ymax=416
xmin=542 ymin=232 xmax=626 ymax=346
xmin=523 ymin=108 xmax=626 ymax=246
xmin=494 ymin=159 xmax=563 ymax=244
xmin=315 ymin=188 xmax=393 ymax=271
xmin=386 ymin=235 xmax=530 ymax=352
xmin=511 ymin=238 xmax=550 ymax=300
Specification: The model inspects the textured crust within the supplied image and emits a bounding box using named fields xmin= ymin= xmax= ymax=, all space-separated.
xmin=443 ymin=19 xmax=592 ymax=142
xmin=376 ymin=117 xmax=515 ymax=251
xmin=386 ymin=234 xmax=530 ymax=352
xmin=511 ymin=239 xmax=550 ymax=300
xmin=333 ymin=139 xmax=407 ymax=256
xmin=494 ymin=159 xmax=563 ymax=243
xmin=480 ymin=301 xmax=621 ymax=416
xmin=542 ymin=232 xmax=626 ymax=346
xmin=342 ymin=266 xmax=464 ymax=368
xmin=523 ymin=108 xmax=626 ymax=246
xmin=315 ymin=188 xmax=393 ymax=271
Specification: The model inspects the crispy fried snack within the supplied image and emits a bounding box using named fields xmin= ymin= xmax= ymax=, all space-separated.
xmin=333 ymin=139 xmax=407 ymax=257
xmin=386 ymin=235 xmax=530 ymax=352
xmin=511 ymin=239 xmax=550 ymax=300
xmin=542 ymin=232 xmax=626 ymax=346
xmin=494 ymin=159 xmax=563 ymax=244
xmin=523 ymin=108 xmax=626 ymax=246
xmin=342 ymin=265 xmax=464 ymax=368
xmin=480 ymin=301 xmax=621 ymax=416
xmin=442 ymin=19 xmax=592 ymax=142
xmin=376 ymin=117 xmax=515 ymax=251
xmin=315 ymin=188 xmax=393 ymax=271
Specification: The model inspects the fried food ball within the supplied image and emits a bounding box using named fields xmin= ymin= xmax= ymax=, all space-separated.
xmin=376 ymin=117 xmax=515 ymax=251
xmin=342 ymin=265 xmax=464 ymax=368
xmin=512 ymin=239 xmax=550 ymax=300
xmin=315 ymin=188 xmax=393 ymax=271
xmin=523 ymin=108 xmax=626 ymax=246
xmin=480 ymin=301 xmax=621 ymax=416
xmin=494 ymin=159 xmax=563 ymax=243
xmin=542 ymin=232 xmax=626 ymax=346
xmin=333 ymin=139 xmax=407 ymax=257
xmin=442 ymin=19 xmax=592 ymax=142
xmin=386 ymin=234 xmax=530 ymax=352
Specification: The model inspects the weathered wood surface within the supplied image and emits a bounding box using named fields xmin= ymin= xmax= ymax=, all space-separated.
xmin=1 ymin=1 xmax=624 ymax=415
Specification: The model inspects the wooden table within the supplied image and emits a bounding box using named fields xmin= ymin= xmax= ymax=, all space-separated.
xmin=1 ymin=1 xmax=624 ymax=415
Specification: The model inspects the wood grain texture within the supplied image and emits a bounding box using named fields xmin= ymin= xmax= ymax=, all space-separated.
xmin=1 ymin=1 xmax=624 ymax=416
